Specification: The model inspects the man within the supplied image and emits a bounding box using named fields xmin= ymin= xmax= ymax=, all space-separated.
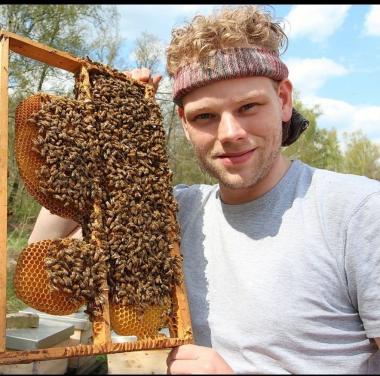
xmin=28 ymin=5 xmax=380 ymax=374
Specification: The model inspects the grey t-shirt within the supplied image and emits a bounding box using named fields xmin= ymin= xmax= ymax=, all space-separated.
xmin=174 ymin=159 xmax=380 ymax=374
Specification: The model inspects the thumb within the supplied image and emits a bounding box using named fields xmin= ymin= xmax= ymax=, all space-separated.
xmin=152 ymin=74 xmax=162 ymax=93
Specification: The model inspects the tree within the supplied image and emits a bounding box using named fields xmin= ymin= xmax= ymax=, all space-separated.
xmin=1 ymin=4 xmax=124 ymax=226
xmin=166 ymin=112 xmax=217 ymax=186
xmin=85 ymin=6 xmax=125 ymax=68
xmin=132 ymin=31 xmax=164 ymax=73
xmin=342 ymin=130 xmax=380 ymax=180
xmin=1 ymin=5 xmax=123 ymax=94
xmin=283 ymin=97 xmax=344 ymax=172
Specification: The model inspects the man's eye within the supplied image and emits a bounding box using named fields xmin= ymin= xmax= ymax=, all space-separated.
xmin=194 ymin=113 xmax=212 ymax=121
xmin=240 ymin=103 xmax=256 ymax=112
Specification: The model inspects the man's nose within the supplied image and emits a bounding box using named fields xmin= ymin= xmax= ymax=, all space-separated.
xmin=217 ymin=113 xmax=247 ymax=143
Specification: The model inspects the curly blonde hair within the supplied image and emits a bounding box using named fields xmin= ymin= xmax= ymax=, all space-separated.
xmin=166 ymin=5 xmax=288 ymax=77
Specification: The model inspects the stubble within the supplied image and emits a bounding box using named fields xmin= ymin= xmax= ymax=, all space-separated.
xmin=190 ymin=128 xmax=282 ymax=190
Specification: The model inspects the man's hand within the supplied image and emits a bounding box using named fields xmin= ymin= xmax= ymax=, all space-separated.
xmin=124 ymin=67 xmax=162 ymax=95
xmin=166 ymin=344 xmax=234 ymax=374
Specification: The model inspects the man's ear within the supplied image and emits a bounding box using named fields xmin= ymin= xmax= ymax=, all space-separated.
xmin=278 ymin=79 xmax=293 ymax=123
xmin=177 ymin=106 xmax=191 ymax=141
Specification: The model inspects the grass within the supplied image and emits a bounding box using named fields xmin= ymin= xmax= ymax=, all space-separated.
xmin=6 ymin=263 xmax=27 ymax=313
xmin=7 ymin=224 xmax=31 ymax=257
xmin=6 ymin=224 xmax=32 ymax=313
xmin=94 ymin=355 xmax=108 ymax=374
xmin=6 ymin=192 xmax=41 ymax=313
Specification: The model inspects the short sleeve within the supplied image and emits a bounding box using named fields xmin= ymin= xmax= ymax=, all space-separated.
xmin=173 ymin=184 xmax=190 ymax=200
xmin=345 ymin=191 xmax=380 ymax=338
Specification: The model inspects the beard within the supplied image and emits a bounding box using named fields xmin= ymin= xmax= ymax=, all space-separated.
xmin=191 ymin=130 xmax=282 ymax=190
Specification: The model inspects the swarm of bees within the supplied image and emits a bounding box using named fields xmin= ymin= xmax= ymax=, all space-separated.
xmin=14 ymin=58 xmax=183 ymax=334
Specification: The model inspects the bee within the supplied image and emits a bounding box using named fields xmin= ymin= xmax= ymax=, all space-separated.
xmin=93 ymin=248 xmax=103 ymax=263
xmin=63 ymin=287 xmax=72 ymax=295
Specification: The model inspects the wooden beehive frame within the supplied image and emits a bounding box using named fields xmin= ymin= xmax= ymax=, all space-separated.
xmin=0 ymin=30 xmax=192 ymax=365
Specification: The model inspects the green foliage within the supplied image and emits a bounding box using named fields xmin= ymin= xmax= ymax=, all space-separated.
xmin=7 ymin=263 xmax=27 ymax=313
xmin=342 ymin=130 xmax=380 ymax=180
xmin=169 ymin=131 xmax=217 ymax=186
xmin=163 ymin=105 xmax=217 ymax=186
xmin=283 ymin=98 xmax=344 ymax=171
xmin=94 ymin=354 xmax=108 ymax=374
xmin=7 ymin=226 xmax=30 ymax=313
xmin=283 ymin=96 xmax=380 ymax=180
xmin=8 ymin=224 xmax=30 ymax=257
xmin=3 ymin=5 xmax=97 ymax=93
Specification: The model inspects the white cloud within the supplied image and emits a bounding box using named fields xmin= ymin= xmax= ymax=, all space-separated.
xmin=284 ymin=5 xmax=351 ymax=43
xmin=364 ymin=5 xmax=380 ymax=36
xmin=116 ymin=5 xmax=216 ymax=43
xmin=285 ymin=57 xmax=349 ymax=96
xmin=301 ymin=95 xmax=380 ymax=145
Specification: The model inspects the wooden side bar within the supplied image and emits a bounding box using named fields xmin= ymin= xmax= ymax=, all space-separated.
xmin=0 ymin=30 xmax=81 ymax=73
xmin=0 ymin=33 xmax=9 ymax=353
xmin=172 ymin=241 xmax=193 ymax=339
xmin=91 ymin=201 xmax=111 ymax=345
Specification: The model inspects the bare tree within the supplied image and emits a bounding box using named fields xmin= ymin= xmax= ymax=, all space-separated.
xmin=133 ymin=31 xmax=164 ymax=72
xmin=1 ymin=4 xmax=124 ymax=224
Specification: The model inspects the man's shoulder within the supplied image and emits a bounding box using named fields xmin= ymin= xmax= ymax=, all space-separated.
xmin=173 ymin=183 xmax=217 ymax=200
xmin=311 ymin=165 xmax=380 ymax=197
xmin=173 ymin=183 xmax=218 ymax=226
xmin=301 ymin=162 xmax=380 ymax=214
xmin=295 ymin=162 xmax=380 ymax=237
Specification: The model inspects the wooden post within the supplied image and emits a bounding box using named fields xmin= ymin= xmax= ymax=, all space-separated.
xmin=0 ymin=33 xmax=9 ymax=353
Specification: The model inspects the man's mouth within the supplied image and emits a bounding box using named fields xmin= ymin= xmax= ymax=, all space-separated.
xmin=216 ymin=148 xmax=256 ymax=166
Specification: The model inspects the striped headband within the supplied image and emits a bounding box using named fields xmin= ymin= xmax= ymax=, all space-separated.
xmin=172 ymin=47 xmax=309 ymax=146
xmin=173 ymin=47 xmax=288 ymax=105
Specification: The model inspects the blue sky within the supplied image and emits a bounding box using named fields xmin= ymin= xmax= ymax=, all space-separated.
xmin=114 ymin=4 xmax=380 ymax=144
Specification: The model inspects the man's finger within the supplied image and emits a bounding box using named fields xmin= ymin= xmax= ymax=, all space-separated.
xmin=122 ymin=69 xmax=161 ymax=94
xmin=152 ymin=74 xmax=162 ymax=92
xmin=130 ymin=67 xmax=151 ymax=82
xmin=152 ymin=74 xmax=162 ymax=84
xmin=167 ymin=344 xmax=199 ymax=363
xmin=167 ymin=359 xmax=202 ymax=375
xmin=167 ymin=346 xmax=178 ymax=367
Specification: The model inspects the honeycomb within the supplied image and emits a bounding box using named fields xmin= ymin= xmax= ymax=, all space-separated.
xmin=109 ymin=299 xmax=170 ymax=338
xmin=13 ymin=59 xmax=189 ymax=340
xmin=13 ymin=239 xmax=84 ymax=315
xmin=14 ymin=94 xmax=82 ymax=224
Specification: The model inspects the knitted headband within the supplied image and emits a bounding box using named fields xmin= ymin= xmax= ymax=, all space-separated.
xmin=172 ymin=47 xmax=309 ymax=146
xmin=173 ymin=47 xmax=288 ymax=104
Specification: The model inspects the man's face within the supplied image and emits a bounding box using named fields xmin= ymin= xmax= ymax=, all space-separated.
xmin=180 ymin=76 xmax=292 ymax=191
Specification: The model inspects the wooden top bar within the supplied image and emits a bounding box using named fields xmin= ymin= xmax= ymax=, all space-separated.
xmin=0 ymin=30 xmax=82 ymax=73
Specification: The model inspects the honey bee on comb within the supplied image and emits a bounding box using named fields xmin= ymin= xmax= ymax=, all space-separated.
xmin=13 ymin=57 xmax=185 ymax=339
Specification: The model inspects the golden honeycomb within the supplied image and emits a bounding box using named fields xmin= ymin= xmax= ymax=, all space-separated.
xmin=109 ymin=301 xmax=170 ymax=338
xmin=13 ymin=239 xmax=84 ymax=315
xmin=14 ymin=94 xmax=82 ymax=224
